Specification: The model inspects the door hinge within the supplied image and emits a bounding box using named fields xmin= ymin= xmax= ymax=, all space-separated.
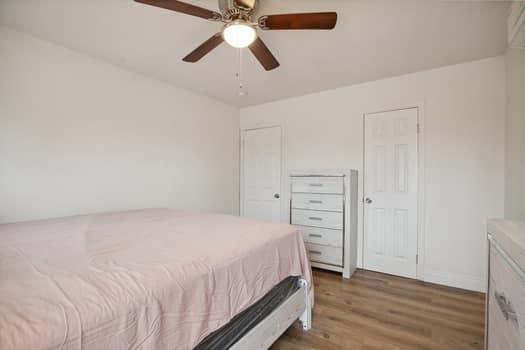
xmin=417 ymin=124 xmax=420 ymax=133
xmin=416 ymin=254 xmax=419 ymax=264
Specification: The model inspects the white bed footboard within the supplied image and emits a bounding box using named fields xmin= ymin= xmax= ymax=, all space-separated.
xmin=298 ymin=278 xmax=312 ymax=331
xmin=229 ymin=278 xmax=312 ymax=350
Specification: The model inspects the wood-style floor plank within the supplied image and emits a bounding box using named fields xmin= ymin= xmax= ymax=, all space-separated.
xmin=272 ymin=269 xmax=485 ymax=350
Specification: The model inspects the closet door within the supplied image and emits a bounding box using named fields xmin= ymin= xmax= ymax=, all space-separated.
xmin=363 ymin=108 xmax=419 ymax=279
xmin=241 ymin=126 xmax=282 ymax=222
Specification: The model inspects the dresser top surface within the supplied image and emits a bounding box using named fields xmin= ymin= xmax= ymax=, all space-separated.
xmin=488 ymin=219 xmax=525 ymax=271
xmin=289 ymin=169 xmax=357 ymax=177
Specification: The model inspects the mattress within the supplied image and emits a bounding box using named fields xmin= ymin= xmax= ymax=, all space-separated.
xmin=0 ymin=209 xmax=312 ymax=350
xmin=195 ymin=276 xmax=301 ymax=350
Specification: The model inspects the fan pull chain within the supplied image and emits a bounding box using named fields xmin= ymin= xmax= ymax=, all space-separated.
xmin=236 ymin=48 xmax=246 ymax=96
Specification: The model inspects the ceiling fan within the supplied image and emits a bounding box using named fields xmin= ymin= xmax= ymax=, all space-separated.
xmin=134 ymin=0 xmax=338 ymax=71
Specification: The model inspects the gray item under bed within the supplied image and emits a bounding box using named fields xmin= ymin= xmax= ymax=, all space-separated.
xmin=194 ymin=276 xmax=301 ymax=350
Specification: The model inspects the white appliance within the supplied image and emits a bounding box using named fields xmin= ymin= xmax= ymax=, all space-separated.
xmin=290 ymin=170 xmax=358 ymax=278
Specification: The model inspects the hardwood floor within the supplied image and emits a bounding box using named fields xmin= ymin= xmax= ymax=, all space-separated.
xmin=272 ymin=269 xmax=486 ymax=350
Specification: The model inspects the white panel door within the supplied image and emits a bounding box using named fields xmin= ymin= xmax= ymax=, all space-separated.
xmin=364 ymin=108 xmax=418 ymax=278
xmin=242 ymin=126 xmax=281 ymax=222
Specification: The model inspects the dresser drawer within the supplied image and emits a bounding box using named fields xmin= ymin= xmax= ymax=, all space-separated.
xmin=292 ymin=193 xmax=343 ymax=212
xmin=488 ymin=243 xmax=525 ymax=350
xmin=305 ymin=243 xmax=343 ymax=266
xmin=298 ymin=226 xmax=343 ymax=248
xmin=291 ymin=177 xmax=343 ymax=194
xmin=291 ymin=209 xmax=343 ymax=230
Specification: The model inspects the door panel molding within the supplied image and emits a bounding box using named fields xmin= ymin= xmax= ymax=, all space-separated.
xmin=240 ymin=124 xmax=283 ymax=222
xmin=362 ymin=105 xmax=425 ymax=281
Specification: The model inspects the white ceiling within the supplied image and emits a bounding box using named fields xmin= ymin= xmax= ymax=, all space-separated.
xmin=0 ymin=0 xmax=509 ymax=107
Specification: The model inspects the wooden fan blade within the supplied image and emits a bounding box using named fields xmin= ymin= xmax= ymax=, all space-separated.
xmin=134 ymin=0 xmax=221 ymax=20
xmin=258 ymin=12 xmax=337 ymax=30
xmin=182 ymin=33 xmax=224 ymax=62
xmin=249 ymin=37 xmax=280 ymax=71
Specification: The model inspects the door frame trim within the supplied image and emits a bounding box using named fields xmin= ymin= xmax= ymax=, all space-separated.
xmin=239 ymin=124 xmax=284 ymax=222
xmin=361 ymin=103 xmax=426 ymax=281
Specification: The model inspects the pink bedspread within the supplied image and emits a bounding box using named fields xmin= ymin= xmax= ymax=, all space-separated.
xmin=0 ymin=209 xmax=312 ymax=349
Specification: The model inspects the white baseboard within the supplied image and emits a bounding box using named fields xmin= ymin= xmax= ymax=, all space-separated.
xmin=424 ymin=269 xmax=486 ymax=293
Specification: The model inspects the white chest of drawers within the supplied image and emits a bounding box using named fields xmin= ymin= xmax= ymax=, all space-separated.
xmin=290 ymin=171 xmax=358 ymax=278
xmin=486 ymin=220 xmax=525 ymax=350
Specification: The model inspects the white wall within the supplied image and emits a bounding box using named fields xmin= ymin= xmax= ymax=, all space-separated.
xmin=240 ymin=57 xmax=506 ymax=292
xmin=0 ymin=27 xmax=239 ymax=223
xmin=504 ymin=48 xmax=525 ymax=220
xmin=0 ymin=24 xmax=508 ymax=292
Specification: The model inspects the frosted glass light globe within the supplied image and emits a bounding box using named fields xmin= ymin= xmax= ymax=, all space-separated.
xmin=223 ymin=21 xmax=257 ymax=48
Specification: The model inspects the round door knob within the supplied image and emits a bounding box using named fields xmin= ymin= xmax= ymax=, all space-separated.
xmin=365 ymin=197 xmax=372 ymax=204
xmin=274 ymin=193 xmax=280 ymax=199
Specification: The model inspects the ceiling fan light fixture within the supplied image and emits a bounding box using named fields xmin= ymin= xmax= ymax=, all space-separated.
xmin=222 ymin=20 xmax=257 ymax=48
xmin=135 ymin=0 xmax=338 ymax=71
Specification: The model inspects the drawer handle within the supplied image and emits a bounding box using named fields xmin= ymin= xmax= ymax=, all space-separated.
xmin=308 ymin=217 xmax=323 ymax=221
xmin=495 ymin=291 xmax=519 ymax=326
xmin=495 ymin=291 xmax=508 ymax=320
xmin=309 ymin=183 xmax=323 ymax=187
xmin=309 ymin=234 xmax=323 ymax=238
xmin=309 ymin=200 xmax=323 ymax=204
xmin=308 ymin=250 xmax=322 ymax=255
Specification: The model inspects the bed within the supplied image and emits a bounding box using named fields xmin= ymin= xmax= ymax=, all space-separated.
xmin=0 ymin=208 xmax=312 ymax=349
